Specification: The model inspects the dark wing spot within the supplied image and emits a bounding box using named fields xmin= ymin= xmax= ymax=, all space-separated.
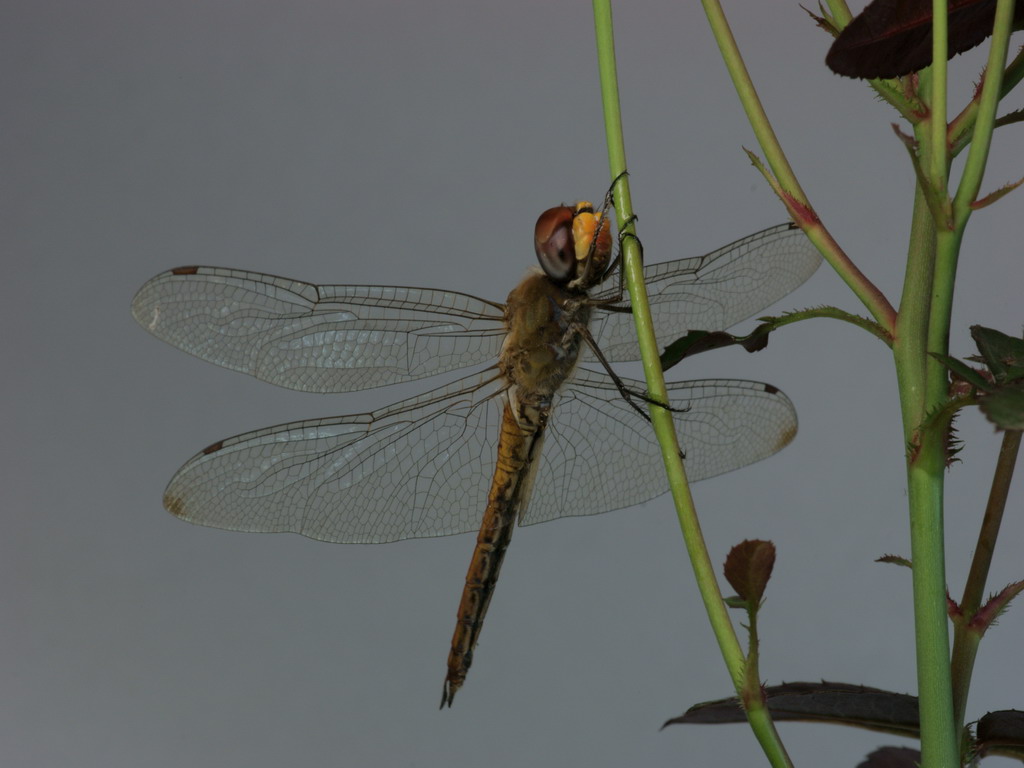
xmin=202 ymin=439 xmax=225 ymax=455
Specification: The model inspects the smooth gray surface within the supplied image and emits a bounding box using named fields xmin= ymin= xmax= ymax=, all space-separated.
xmin=4 ymin=2 xmax=1022 ymax=766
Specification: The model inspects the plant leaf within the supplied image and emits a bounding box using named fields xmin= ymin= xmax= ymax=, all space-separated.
xmin=977 ymin=710 xmax=1024 ymax=756
xmin=970 ymin=174 xmax=1024 ymax=210
xmin=664 ymin=681 xmax=920 ymax=736
xmin=856 ymin=746 xmax=922 ymax=768
xmin=660 ymin=324 xmax=774 ymax=370
xmin=971 ymin=325 xmax=1024 ymax=383
xmin=803 ymin=3 xmax=842 ymax=37
xmin=995 ymin=107 xmax=1024 ymax=129
xmin=659 ymin=329 xmax=768 ymax=371
xmin=931 ymin=352 xmax=994 ymax=391
xmin=723 ymin=540 xmax=776 ymax=605
xmin=979 ymin=382 xmax=1024 ymax=429
xmin=826 ymin=0 xmax=1024 ymax=80
xmin=971 ymin=580 xmax=1024 ymax=630
xmin=877 ymin=553 xmax=913 ymax=568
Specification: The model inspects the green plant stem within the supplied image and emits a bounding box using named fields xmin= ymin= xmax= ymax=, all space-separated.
xmin=874 ymin=80 xmax=927 ymax=123
xmin=823 ymin=0 xmax=852 ymax=26
xmin=700 ymin=2 xmax=804 ymax=203
xmin=892 ymin=12 xmax=958 ymax=756
xmin=761 ymin=307 xmax=893 ymax=345
xmin=910 ymin=9 xmax=1015 ymax=756
xmin=592 ymin=3 xmax=791 ymax=765
xmin=950 ymin=41 xmax=1024 ymax=152
xmin=944 ymin=34 xmax=1019 ymax=743
xmin=927 ymin=1 xmax=950 ymax=192
xmin=701 ymin=0 xmax=897 ymax=334
xmin=904 ymin=438 xmax=958 ymax=766
xmin=895 ymin=189 xmax=937 ymax=448
xmin=931 ymin=0 xmax=1015 ymax=373
xmin=698 ymin=1 xmax=1015 ymax=765
xmin=927 ymin=226 xmax=963 ymax=362
xmin=952 ymin=0 xmax=1015 ymax=216
xmin=950 ymin=429 xmax=1022 ymax=738
xmin=895 ymin=173 xmax=959 ymax=768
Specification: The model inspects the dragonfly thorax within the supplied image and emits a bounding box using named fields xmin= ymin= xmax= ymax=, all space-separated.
xmin=499 ymin=271 xmax=592 ymax=402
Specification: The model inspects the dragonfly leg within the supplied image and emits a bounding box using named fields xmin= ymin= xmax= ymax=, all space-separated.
xmin=576 ymin=323 xmax=690 ymax=420
xmin=605 ymin=169 xmax=630 ymax=211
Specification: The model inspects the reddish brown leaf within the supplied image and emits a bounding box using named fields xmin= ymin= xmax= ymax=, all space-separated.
xmin=665 ymin=681 xmax=921 ymax=736
xmin=876 ymin=553 xmax=912 ymax=567
xmin=970 ymin=580 xmax=1024 ymax=630
xmin=970 ymin=175 xmax=1024 ymax=209
xmin=826 ymin=0 xmax=1024 ymax=80
xmin=856 ymin=746 xmax=923 ymax=768
xmin=723 ymin=540 xmax=776 ymax=605
xmin=977 ymin=709 xmax=1024 ymax=755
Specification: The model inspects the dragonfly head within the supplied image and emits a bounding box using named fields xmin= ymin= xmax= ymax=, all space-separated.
xmin=534 ymin=202 xmax=613 ymax=292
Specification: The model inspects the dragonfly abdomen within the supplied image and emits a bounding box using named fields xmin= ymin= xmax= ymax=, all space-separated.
xmin=441 ymin=396 xmax=548 ymax=707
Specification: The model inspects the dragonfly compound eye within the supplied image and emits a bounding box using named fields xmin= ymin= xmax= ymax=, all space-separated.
xmin=534 ymin=206 xmax=577 ymax=282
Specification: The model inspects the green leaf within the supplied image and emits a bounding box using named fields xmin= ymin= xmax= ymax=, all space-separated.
xmin=930 ymin=352 xmax=994 ymax=391
xmin=971 ymin=325 xmax=1024 ymax=383
xmin=979 ymin=382 xmax=1024 ymax=430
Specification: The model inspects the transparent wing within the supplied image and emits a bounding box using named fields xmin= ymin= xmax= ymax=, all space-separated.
xmin=519 ymin=368 xmax=796 ymax=525
xmin=163 ymin=370 xmax=509 ymax=543
xmin=131 ymin=266 xmax=507 ymax=393
xmin=130 ymin=225 xmax=818 ymax=391
xmin=163 ymin=367 xmax=797 ymax=542
xmin=585 ymin=223 xmax=821 ymax=362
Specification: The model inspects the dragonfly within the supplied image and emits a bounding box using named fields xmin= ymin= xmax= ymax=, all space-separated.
xmin=131 ymin=200 xmax=820 ymax=706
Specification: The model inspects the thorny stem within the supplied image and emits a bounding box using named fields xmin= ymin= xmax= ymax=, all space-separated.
xmin=700 ymin=0 xmax=1024 ymax=764
xmin=701 ymin=0 xmax=897 ymax=335
xmin=592 ymin=3 xmax=792 ymax=765
xmin=950 ymin=429 xmax=1022 ymax=742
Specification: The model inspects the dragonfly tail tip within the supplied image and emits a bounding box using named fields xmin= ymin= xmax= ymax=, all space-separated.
xmin=440 ymin=678 xmax=461 ymax=709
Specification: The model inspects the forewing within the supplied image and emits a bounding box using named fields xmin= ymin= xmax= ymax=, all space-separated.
xmin=586 ymin=223 xmax=821 ymax=362
xmin=131 ymin=266 xmax=506 ymax=393
xmin=518 ymin=367 xmax=797 ymax=525
xmin=162 ymin=371 xmax=508 ymax=543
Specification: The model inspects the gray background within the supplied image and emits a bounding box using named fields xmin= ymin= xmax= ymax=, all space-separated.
xmin=4 ymin=2 xmax=1022 ymax=766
